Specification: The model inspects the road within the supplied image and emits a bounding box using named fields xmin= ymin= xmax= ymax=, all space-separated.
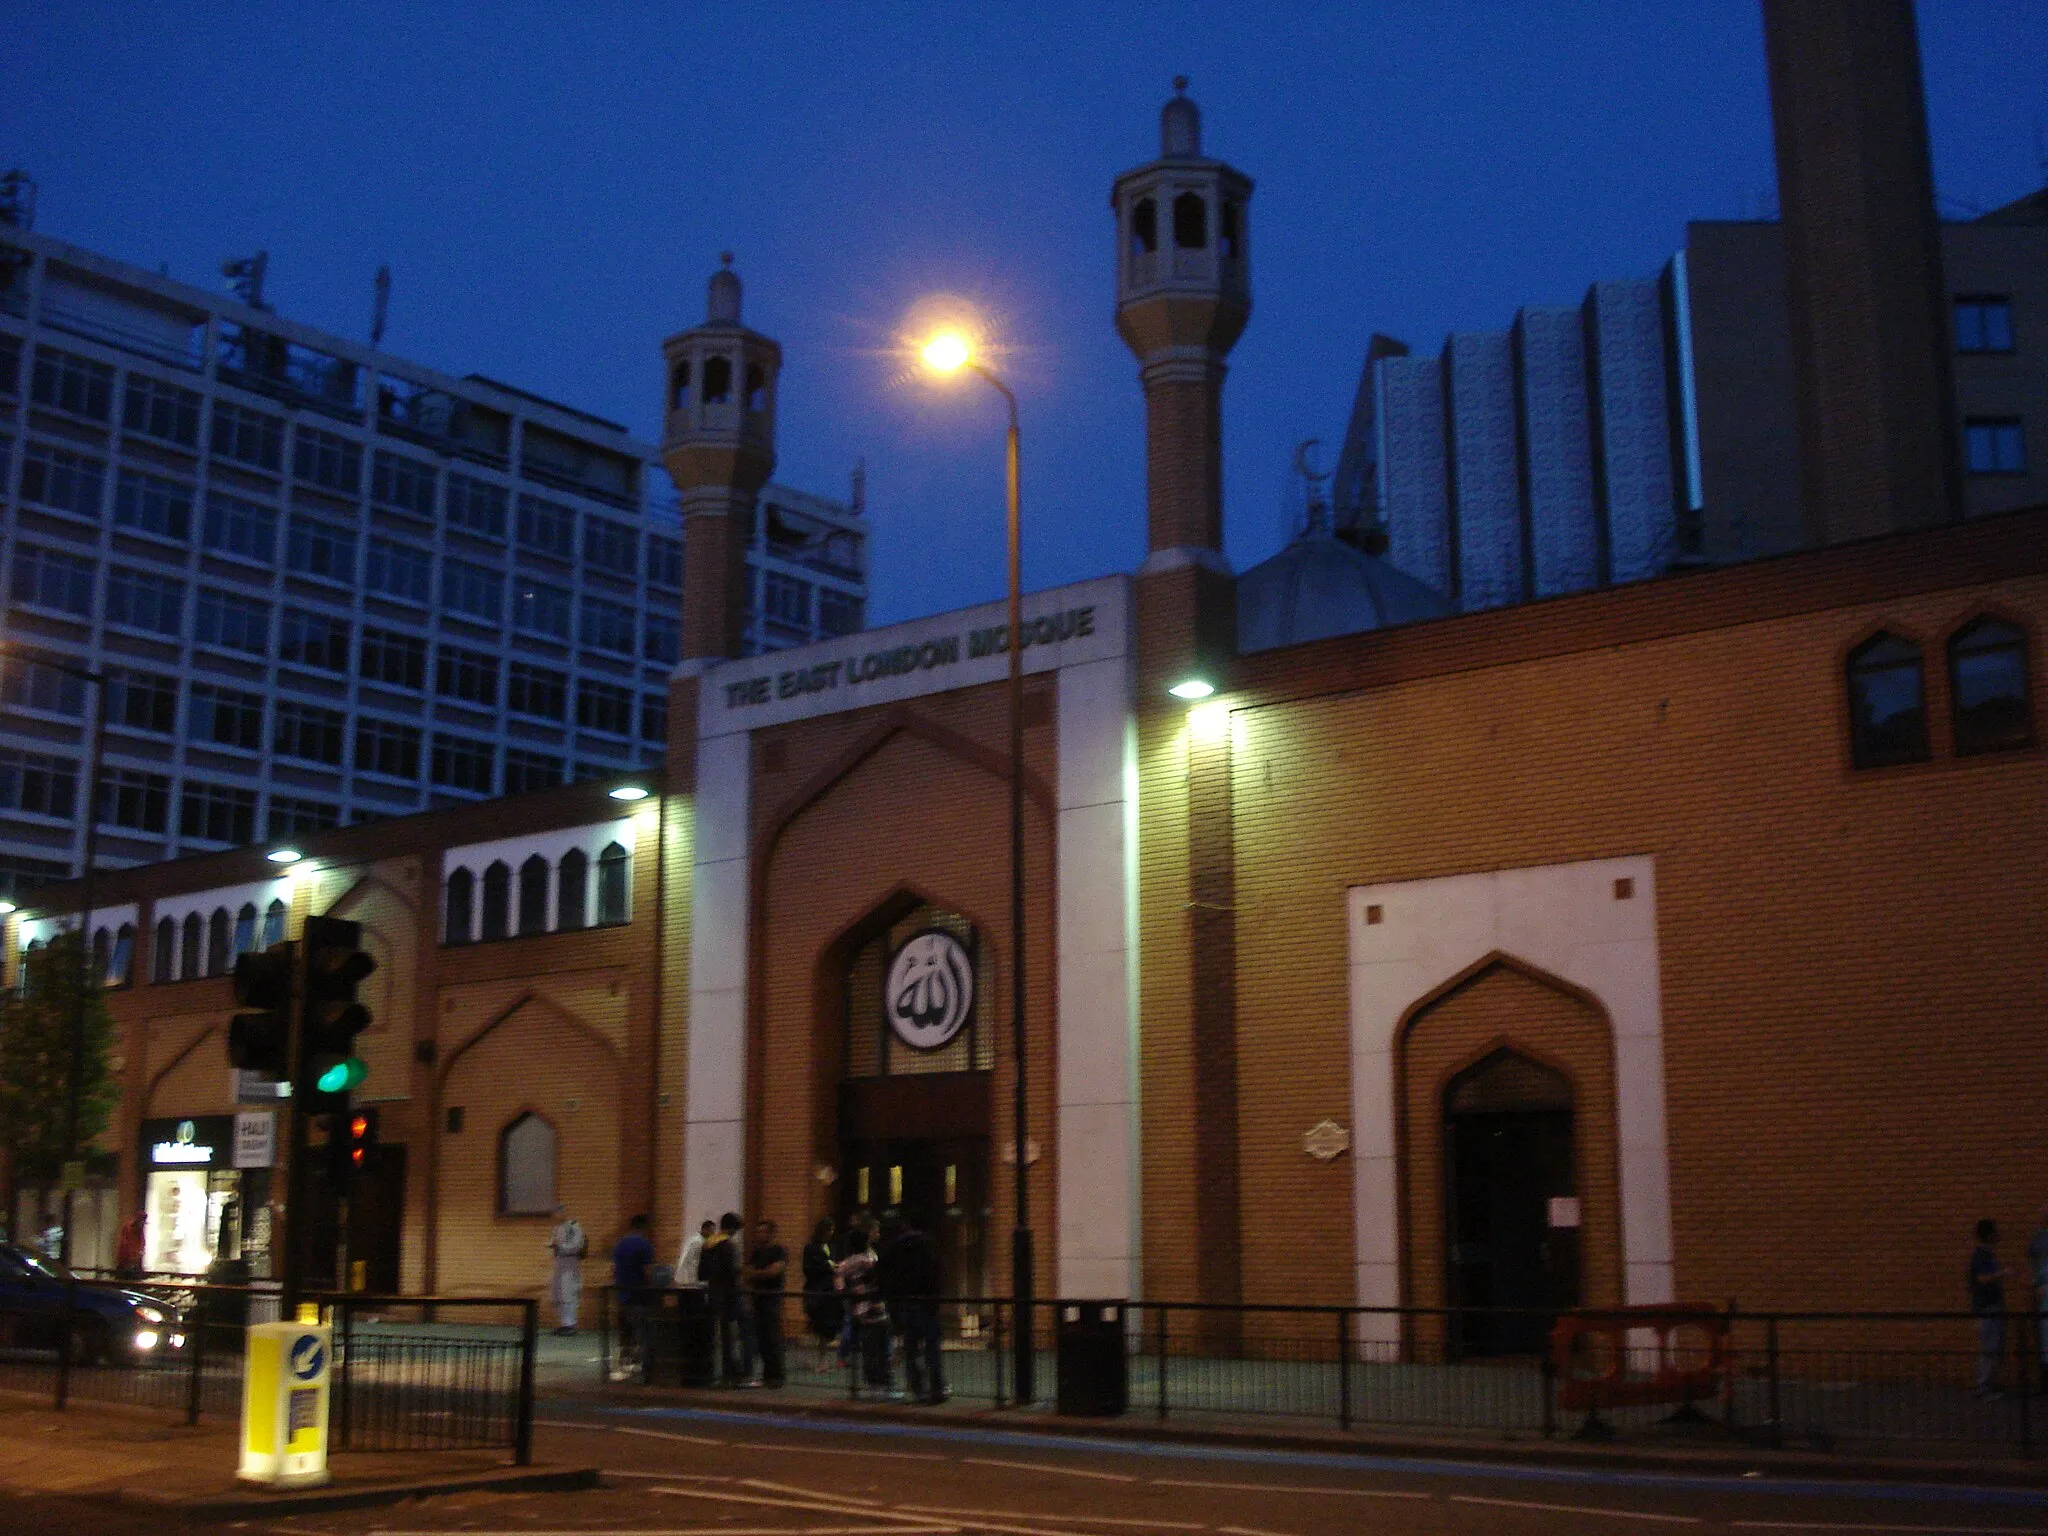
xmin=252 ymin=1404 xmax=2048 ymax=1536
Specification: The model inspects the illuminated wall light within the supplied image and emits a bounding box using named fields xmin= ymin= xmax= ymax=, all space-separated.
xmin=609 ymin=785 xmax=652 ymax=802
xmin=266 ymin=847 xmax=303 ymax=864
xmin=1188 ymin=699 xmax=1231 ymax=744
xmin=1167 ymin=677 xmax=1215 ymax=700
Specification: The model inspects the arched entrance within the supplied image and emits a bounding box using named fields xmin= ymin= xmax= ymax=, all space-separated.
xmin=1444 ymin=1048 xmax=1579 ymax=1356
xmin=836 ymin=900 xmax=994 ymax=1298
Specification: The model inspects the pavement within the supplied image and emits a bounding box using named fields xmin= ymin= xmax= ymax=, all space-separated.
xmin=0 ymin=1397 xmax=597 ymax=1521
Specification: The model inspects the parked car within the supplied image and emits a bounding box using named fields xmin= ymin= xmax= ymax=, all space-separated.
xmin=0 ymin=1242 xmax=186 ymax=1365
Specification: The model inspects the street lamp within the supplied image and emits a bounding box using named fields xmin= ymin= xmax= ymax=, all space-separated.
xmin=0 ymin=645 xmax=108 ymax=1268
xmin=916 ymin=319 xmax=1036 ymax=1405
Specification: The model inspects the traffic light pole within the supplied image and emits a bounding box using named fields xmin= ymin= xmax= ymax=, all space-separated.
xmin=279 ymin=954 xmax=309 ymax=1316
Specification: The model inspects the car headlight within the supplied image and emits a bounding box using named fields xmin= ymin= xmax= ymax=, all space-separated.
xmin=133 ymin=1329 xmax=161 ymax=1351
xmin=135 ymin=1306 xmax=166 ymax=1325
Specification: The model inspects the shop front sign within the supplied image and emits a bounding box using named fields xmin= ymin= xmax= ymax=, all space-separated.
xmin=233 ymin=1111 xmax=277 ymax=1170
xmin=151 ymin=1119 xmax=216 ymax=1166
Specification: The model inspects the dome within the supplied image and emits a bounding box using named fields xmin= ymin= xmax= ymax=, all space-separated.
xmin=707 ymin=253 xmax=742 ymax=324
xmin=1160 ymin=78 xmax=1201 ymax=157
xmin=1236 ymin=533 xmax=1451 ymax=654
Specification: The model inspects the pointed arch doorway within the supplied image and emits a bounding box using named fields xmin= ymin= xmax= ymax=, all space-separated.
xmin=1443 ymin=1048 xmax=1580 ymax=1356
xmin=835 ymin=899 xmax=995 ymax=1300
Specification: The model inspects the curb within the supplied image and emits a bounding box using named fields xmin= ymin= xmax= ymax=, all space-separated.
xmin=550 ymin=1388 xmax=2048 ymax=1490
xmin=115 ymin=1463 xmax=601 ymax=1522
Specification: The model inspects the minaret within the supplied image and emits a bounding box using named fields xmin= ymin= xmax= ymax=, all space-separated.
xmin=660 ymin=255 xmax=782 ymax=663
xmin=1115 ymin=78 xmax=1252 ymax=687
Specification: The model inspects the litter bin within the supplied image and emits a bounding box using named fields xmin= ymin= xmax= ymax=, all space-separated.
xmin=1056 ymin=1300 xmax=1128 ymax=1416
xmin=645 ymin=1287 xmax=716 ymax=1388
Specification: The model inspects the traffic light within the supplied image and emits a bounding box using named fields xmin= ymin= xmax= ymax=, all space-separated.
xmin=299 ymin=914 xmax=375 ymax=1111
xmin=332 ymin=1105 xmax=379 ymax=1179
xmin=228 ymin=941 xmax=297 ymax=1079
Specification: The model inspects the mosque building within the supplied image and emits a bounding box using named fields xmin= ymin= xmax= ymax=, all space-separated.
xmin=8 ymin=3 xmax=2046 ymax=1332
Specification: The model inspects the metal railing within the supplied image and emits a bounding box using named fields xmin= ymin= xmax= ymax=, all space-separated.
xmin=0 ymin=1275 xmax=536 ymax=1464
xmin=593 ymin=1289 xmax=2047 ymax=1457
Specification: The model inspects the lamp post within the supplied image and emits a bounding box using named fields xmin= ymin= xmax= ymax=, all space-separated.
xmin=918 ymin=327 xmax=1035 ymax=1404
xmin=3 ymin=647 xmax=108 ymax=1268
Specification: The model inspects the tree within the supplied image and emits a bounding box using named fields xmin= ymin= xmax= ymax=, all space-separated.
xmin=0 ymin=932 xmax=119 ymax=1187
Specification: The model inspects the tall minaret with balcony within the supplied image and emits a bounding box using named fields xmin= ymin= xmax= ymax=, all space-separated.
xmin=660 ymin=255 xmax=782 ymax=664
xmin=1114 ymin=78 xmax=1252 ymax=686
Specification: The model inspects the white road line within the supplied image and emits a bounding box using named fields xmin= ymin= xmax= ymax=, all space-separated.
xmin=1451 ymin=1494 xmax=1701 ymax=1524
xmin=370 ymin=1529 xmax=957 ymax=1536
xmin=651 ymin=1485 xmax=944 ymax=1524
xmin=896 ymin=1505 xmax=1206 ymax=1530
xmin=744 ymin=1477 xmax=892 ymax=1507
xmin=728 ymin=1439 xmax=950 ymax=1461
xmin=964 ymin=1456 xmax=1139 ymax=1482
xmin=1150 ymin=1476 xmax=1430 ymax=1501
xmin=604 ymin=1468 xmax=732 ymax=1482
xmin=1731 ymin=1524 xmax=2048 ymax=1533
xmin=1217 ymin=1526 xmax=1302 ymax=1536
xmin=614 ymin=1424 xmax=728 ymax=1446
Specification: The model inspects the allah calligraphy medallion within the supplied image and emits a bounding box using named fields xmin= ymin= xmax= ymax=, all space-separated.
xmin=884 ymin=929 xmax=976 ymax=1052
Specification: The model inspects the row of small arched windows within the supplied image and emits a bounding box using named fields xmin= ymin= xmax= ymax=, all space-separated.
xmin=444 ymin=842 xmax=629 ymax=946
xmin=151 ymin=900 xmax=290 ymax=984
xmin=1129 ymin=191 xmax=1243 ymax=259
xmin=21 ymin=923 xmax=137 ymax=991
xmin=667 ymin=356 xmax=769 ymax=415
xmin=1847 ymin=615 xmax=2035 ymax=769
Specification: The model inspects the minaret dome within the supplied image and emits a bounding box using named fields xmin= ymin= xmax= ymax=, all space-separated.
xmin=1161 ymin=77 xmax=1201 ymax=157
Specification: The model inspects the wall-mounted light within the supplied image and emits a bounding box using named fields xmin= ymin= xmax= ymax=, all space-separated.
xmin=1167 ymin=677 xmax=1215 ymax=700
xmin=266 ymin=847 xmax=303 ymax=865
xmin=608 ymin=784 xmax=652 ymax=802
xmin=0 ymin=900 xmax=16 ymax=915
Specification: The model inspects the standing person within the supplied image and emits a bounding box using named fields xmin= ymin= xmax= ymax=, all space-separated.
xmin=836 ymin=1224 xmax=890 ymax=1395
xmin=881 ymin=1212 xmax=946 ymax=1404
xmin=677 ymin=1218 xmax=714 ymax=1287
xmin=114 ymin=1210 xmax=147 ymax=1281
xmin=1969 ymin=1218 xmax=2008 ymax=1398
xmin=801 ymin=1218 xmax=842 ymax=1372
xmin=548 ymin=1206 xmax=587 ymax=1335
xmin=746 ymin=1218 xmax=789 ymax=1388
xmin=610 ymin=1214 xmax=656 ymax=1381
xmin=701 ymin=1212 xmax=748 ymax=1384
xmin=2030 ymin=1204 xmax=2048 ymax=1377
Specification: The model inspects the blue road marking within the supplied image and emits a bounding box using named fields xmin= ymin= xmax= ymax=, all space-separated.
xmin=545 ymin=1399 xmax=2048 ymax=1514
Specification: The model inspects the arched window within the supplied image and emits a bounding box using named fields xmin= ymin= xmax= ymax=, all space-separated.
xmin=262 ymin=898 xmax=287 ymax=948
xmin=206 ymin=909 xmax=231 ymax=977
xmin=1949 ymin=616 xmax=2033 ymax=755
xmin=498 ymin=1111 xmax=558 ymax=1216
xmin=1846 ymin=632 xmax=1929 ymax=769
xmin=480 ymin=861 xmax=511 ymax=941
xmin=153 ymin=916 xmax=176 ymax=984
xmin=1220 ymin=199 xmax=1242 ymax=260
xmin=444 ymin=867 xmax=475 ymax=945
xmin=596 ymin=841 xmax=629 ymax=925
xmin=180 ymin=914 xmax=203 ymax=981
xmin=744 ymin=362 xmax=766 ymax=413
xmin=1130 ymin=198 xmax=1158 ymax=256
xmin=109 ymin=923 xmax=135 ymax=988
xmin=557 ymin=848 xmax=588 ymax=930
xmin=668 ymin=359 xmax=691 ymax=412
xmin=702 ymin=355 xmax=732 ymax=405
xmin=91 ymin=927 xmax=111 ymax=988
xmin=1172 ymin=191 xmax=1207 ymax=249
xmin=233 ymin=902 xmax=257 ymax=959
xmin=518 ymin=854 xmax=550 ymax=935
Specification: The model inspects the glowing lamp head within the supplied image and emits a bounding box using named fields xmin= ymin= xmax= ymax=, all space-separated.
xmin=266 ymin=847 xmax=303 ymax=864
xmin=921 ymin=330 xmax=973 ymax=375
xmin=608 ymin=784 xmax=651 ymax=802
xmin=1167 ymin=677 xmax=1215 ymax=701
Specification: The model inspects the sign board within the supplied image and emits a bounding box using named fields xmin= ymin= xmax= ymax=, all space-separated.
xmin=235 ymin=1069 xmax=289 ymax=1104
xmin=1547 ymin=1196 xmax=1583 ymax=1229
xmin=233 ymin=1111 xmax=276 ymax=1169
xmin=150 ymin=1119 xmax=216 ymax=1166
xmin=59 ymin=1160 xmax=86 ymax=1192
xmin=884 ymin=929 xmax=976 ymax=1052
xmin=239 ymin=1321 xmax=331 ymax=1487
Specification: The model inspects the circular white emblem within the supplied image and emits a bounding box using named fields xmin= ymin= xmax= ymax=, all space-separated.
xmin=885 ymin=930 xmax=975 ymax=1052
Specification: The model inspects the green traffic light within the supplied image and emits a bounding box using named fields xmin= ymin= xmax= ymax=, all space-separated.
xmin=314 ymin=1057 xmax=367 ymax=1094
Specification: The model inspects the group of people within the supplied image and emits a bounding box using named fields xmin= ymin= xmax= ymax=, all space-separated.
xmin=1966 ymin=1209 xmax=2048 ymax=1398
xmin=546 ymin=1205 xmax=949 ymax=1403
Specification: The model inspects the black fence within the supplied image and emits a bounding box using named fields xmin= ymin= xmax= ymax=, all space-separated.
xmin=596 ymin=1288 xmax=2047 ymax=1457
xmin=0 ymin=1272 xmax=536 ymax=1463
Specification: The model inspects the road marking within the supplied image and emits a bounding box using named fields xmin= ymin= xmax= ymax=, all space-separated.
xmin=729 ymin=1438 xmax=950 ymax=1461
xmin=370 ymin=1529 xmax=957 ymax=1536
xmin=1452 ymin=1494 xmax=1701 ymax=1524
xmin=1217 ymin=1526 xmax=1302 ymax=1536
xmin=896 ymin=1505 xmax=1205 ymax=1531
xmin=1150 ymin=1476 xmax=1429 ymax=1501
xmin=964 ymin=1455 xmax=1138 ymax=1482
xmin=615 ymin=1424 xmax=728 ymax=1446
xmin=744 ymin=1477 xmax=892 ymax=1507
xmin=1731 ymin=1525 xmax=2048 ymax=1533
xmin=604 ymin=1468 xmax=732 ymax=1482
xmin=652 ymin=1485 xmax=945 ymax=1525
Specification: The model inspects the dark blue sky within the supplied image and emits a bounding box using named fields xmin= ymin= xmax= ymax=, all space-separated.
xmin=6 ymin=2 xmax=2044 ymax=625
